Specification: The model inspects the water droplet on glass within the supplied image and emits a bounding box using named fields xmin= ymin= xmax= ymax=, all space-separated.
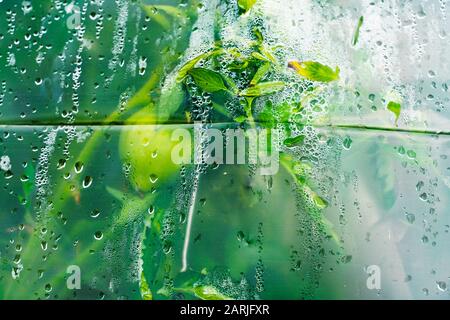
xmin=82 ymin=176 xmax=93 ymax=188
xmin=94 ymin=231 xmax=103 ymax=241
xmin=74 ymin=161 xmax=84 ymax=173
xmin=57 ymin=159 xmax=66 ymax=170
xmin=437 ymin=281 xmax=447 ymax=292
xmin=342 ymin=136 xmax=352 ymax=150
xmin=91 ymin=209 xmax=100 ymax=218
xmin=405 ymin=213 xmax=415 ymax=224
xmin=419 ymin=193 xmax=428 ymax=201
xmin=149 ymin=174 xmax=159 ymax=184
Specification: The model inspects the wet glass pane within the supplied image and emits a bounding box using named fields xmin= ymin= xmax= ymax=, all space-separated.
xmin=0 ymin=0 xmax=449 ymax=300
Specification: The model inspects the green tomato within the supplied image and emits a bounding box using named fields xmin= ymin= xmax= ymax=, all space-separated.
xmin=119 ymin=109 xmax=181 ymax=192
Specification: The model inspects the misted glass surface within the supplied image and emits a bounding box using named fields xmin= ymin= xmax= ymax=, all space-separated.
xmin=0 ymin=0 xmax=449 ymax=300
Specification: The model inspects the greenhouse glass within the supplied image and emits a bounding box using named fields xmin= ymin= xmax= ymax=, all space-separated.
xmin=0 ymin=0 xmax=449 ymax=301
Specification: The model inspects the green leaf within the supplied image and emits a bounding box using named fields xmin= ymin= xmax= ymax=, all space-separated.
xmin=139 ymin=272 xmax=153 ymax=300
xmin=141 ymin=208 xmax=173 ymax=300
xmin=18 ymin=164 xmax=35 ymax=213
xmin=258 ymin=105 xmax=275 ymax=128
xmin=106 ymin=186 xmax=126 ymax=202
xmin=288 ymin=61 xmax=340 ymax=83
xmin=239 ymin=81 xmax=285 ymax=97
xmin=312 ymin=194 xmax=328 ymax=209
xmin=221 ymin=74 xmax=238 ymax=94
xmin=188 ymin=68 xmax=228 ymax=93
xmin=106 ymin=187 xmax=155 ymax=226
xmin=250 ymin=62 xmax=271 ymax=86
xmin=212 ymin=102 xmax=232 ymax=118
xmin=142 ymin=4 xmax=188 ymax=30
xmin=177 ymin=49 xmax=223 ymax=82
xmin=145 ymin=5 xmax=185 ymax=19
xmin=352 ymin=16 xmax=364 ymax=46
xmin=259 ymin=101 xmax=292 ymax=128
xmin=141 ymin=5 xmax=171 ymax=30
xmin=278 ymin=101 xmax=293 ymax=123
xmin=228 ymin=60 xmax=249 ymax=70
xmin=283 ymin=135 xmax=305 ymax=147
xmin=234 ymin=115 xmax=247 ymax=123
xmin=387 ymin=101 xmax=401 ymax=125
xmin=156 ymin=82 xmax=185 ymax=122
xmin=259 ymin=46 xmax=277 ymax=63
xmin=251 ymin=52 xmax=271 ymax=62
xmin=173 ymin=283 xmax=234 ymax=300
xmin=238 ymin=0 xmax=257 ymax=13
xmin=280 ymin=154 xmax=340 ymax=245
xmin=253 ymin=27 xmax=264 ymax=44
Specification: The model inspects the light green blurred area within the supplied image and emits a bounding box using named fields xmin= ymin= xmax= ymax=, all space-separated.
xmin=0 ymin=0 xmax=450 ymax=300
